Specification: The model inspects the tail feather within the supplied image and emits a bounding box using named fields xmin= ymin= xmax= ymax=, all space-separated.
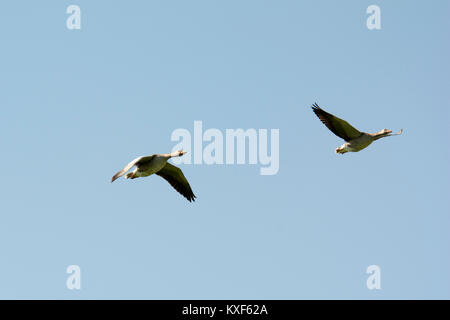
xmin=125 ymin=172 xmax=137 ymax=179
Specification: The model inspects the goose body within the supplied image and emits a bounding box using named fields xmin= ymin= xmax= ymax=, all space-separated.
xmin=336 ymin=134 xmax=374 ymax=153
xmin=312 ymin=103 xmax=402 ymax=154
xmin=111 ymin=150 xmax=196 ymax=202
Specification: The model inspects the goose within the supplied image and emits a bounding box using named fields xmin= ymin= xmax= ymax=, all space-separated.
xmin=312 ymin=103 xmax=403 ymax=154
xmin=111 ymin=150 xmax=196 ymax=202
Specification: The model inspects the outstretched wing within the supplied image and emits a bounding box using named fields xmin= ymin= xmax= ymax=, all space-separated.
xmin=111 ymin=155 xmax=155 ymax=183
xmin=156 ymin=163 xmax=196 ymax=202
xmin=312 ymin=103 xmax=362 ymax=142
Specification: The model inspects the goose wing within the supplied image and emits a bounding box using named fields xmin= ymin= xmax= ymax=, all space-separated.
xmin=312 ymin=103 xmax=362 ymax=142
xmin=111 ymin=155 xmax=155 ymax=183
xmin=156 ymin=163 xmax=196 ymax=202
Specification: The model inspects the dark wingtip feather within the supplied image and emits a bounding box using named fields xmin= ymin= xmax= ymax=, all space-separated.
xmin=187 ymin=193 xmax=197 ymax=202
xmin=311 ymin=102 xmax=321 ymax=111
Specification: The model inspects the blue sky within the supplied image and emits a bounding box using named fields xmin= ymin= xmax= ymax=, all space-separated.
xmin=0 ymin=0 xmax=449 ymax=299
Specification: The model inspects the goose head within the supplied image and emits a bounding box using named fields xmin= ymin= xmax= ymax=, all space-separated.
xmin=168 ymin=150 xmax=187 ymax=158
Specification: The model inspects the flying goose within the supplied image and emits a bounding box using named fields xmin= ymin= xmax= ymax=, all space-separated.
xmin=312 ymin=103 xmax=403 ymax=154
xmin=111 ymin=150 xmax=196 ymax=202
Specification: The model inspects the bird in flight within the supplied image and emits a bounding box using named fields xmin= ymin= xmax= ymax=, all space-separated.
xmin=312 ymin=103 xmax=403 ymax=154
xmin=111 ymin=150 xmax=196 ymax=202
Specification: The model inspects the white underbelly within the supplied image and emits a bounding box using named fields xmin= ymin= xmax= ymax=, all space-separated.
xmin=345 ymin=145 xmax=358 ymax=152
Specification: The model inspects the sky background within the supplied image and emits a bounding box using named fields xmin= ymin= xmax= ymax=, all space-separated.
xmin=0 ymin=0 xmax=449 ymax=299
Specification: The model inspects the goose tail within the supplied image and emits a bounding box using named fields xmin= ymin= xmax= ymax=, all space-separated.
xmin=125 ymin=172 xmax=135 ymax=179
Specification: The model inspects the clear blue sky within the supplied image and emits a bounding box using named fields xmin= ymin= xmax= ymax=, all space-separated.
xmin=0 ymin=1 xmax=449 ymax=299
